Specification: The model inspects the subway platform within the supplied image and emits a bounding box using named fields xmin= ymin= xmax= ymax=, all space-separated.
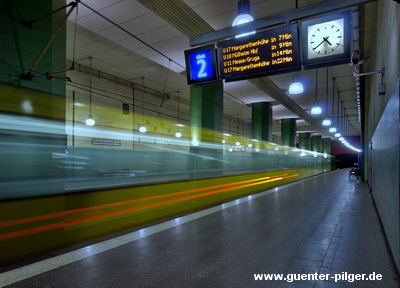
xmin=0 ymin=169 xmax=398 ymax=288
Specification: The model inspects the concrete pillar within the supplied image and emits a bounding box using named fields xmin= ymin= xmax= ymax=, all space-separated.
xmin=189 ymin=82 xmax=223 ymax=173
xmin=312 ymin=135 xmax=322 ymax=152
xmin=251 ymin=102 xmax=272 ymax=142
xmin=0 ymin=0 xmax=66 ymax=95
xmin=299 ymin=133 xmax=311 ymax=150
xmin=0 ymin=0 xmax=66 ymax=266
xmin=322 ymin=138 xmax=332 ymax=169
xmin=281 ymin=118 xmax=296 ymax=147
xmin=322 ymin=138 xmax=331 ymax=155
xmin=190 ymin=83 xmax=223 ymax=132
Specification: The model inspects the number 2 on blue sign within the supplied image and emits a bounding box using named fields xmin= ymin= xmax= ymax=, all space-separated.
xmin=196 ymin=59 xmax=207 ymax=78
xmin=185 ymin=44 xmax=218 ymax=84
xmin=191 ymin=50 xmax=212 ymax=80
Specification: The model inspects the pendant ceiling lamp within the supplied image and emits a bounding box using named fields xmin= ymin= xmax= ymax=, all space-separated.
xmin=322 ymin=67 xmax=331 ymax=126
xmin=311 ymin=69 xmax=322 ymax=115
xmin=139 ymin=77 xmax=147 ymax=133
xmin=329 ymin=78 xmax=337 ymax=133
xmin=232 ymin=0 xmax=255 ymax=38
xmin=85 ymin=56 xmax=95 ymax=126
xmin=175 ymin=91 xmax=182 ymax=138
xmin=288 ymin=73 xmax=304 ymax=94
xmin=334 ymin=92 xmax=341 ymax=137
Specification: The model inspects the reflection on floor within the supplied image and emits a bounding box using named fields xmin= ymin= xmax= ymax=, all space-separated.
xmin=1 ymin=169 xmax=398 ymax=288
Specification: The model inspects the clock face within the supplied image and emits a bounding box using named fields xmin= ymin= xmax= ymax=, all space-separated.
xmin=307 ymin=18 xmax=344 ymax=60
xmin=301 ymin=11 xmax=351 ymax=68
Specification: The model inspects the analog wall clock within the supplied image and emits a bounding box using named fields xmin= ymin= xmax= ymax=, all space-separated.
xmin=301 ymin=11 xmax=351 ymax=69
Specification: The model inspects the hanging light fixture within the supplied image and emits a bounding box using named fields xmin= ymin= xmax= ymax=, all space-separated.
xmin=336 ymin=107 xmax=362 ymax=152
xmin=322 ymin=67 xmax=331 ymax=126
xmin=85 ymin=115 xmax=95 ymax=126
xmin=311 ymin=106 xmax=322 ymax=115
xmin=329 ymin=78 xmax=337 ymax=133
xmin=139 ymin=125 xmax=147 ymax=133
xmin=339 ymin=106 xmax=345 ymax=141
xmin=288 ymin=72 xmax=303 ymax=94
xmin=232 ymin=0 xmax=255 ymax=38
xmin=335 ymin=91 xmax=342 ymax=138
xmin=175 ymin=91 xmax=182 ymax=138
xmin=139 ymin=77 xmax=146 ymax=133
xmin=85 ymin=56 xmax=95 ymax=126
xmin=311 ymin=69 xmax=322 ymax=115
xmin=322 ymin=119 xmax=331 ymax=126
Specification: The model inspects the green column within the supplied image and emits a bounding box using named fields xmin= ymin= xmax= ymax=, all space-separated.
xmin=322 ymin=138 xmax=332 ymax=170
xmin=281 ymin=118 xmax=296 ymax=147
xmin=0 ymin=0 xmax=66 ymax=95
xmin=252 ymin=102 xmax=272 ymax=142
xmin=322 ymin=138 xmax=331 ymax=155
xmin=190 ymin=83 xmax=223 ymax=132
xmin=0 ymin=0 xmax=66 ymax=266
xmin=299 ymin=133 xmax=311 ymax=150
xmin=190 ymin=82 xmax=223 ymax=174
xmin=312 ymin=135 xmax=322 ymax=152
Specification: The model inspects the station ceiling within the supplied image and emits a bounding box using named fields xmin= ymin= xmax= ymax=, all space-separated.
xmin=66 ymin=0 xmax=377 ymax=138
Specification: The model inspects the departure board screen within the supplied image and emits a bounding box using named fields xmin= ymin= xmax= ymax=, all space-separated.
xmin=184 ymin=44 xmax=219 ymax=85
xmin=218 ymin=24 xmax=300 ymax=81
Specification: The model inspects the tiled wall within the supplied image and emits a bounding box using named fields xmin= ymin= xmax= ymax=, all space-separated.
xmin=365 ymin=0 xmax=400 ymax=272
xmin=370 ymin=79 xmax=399 ymax=270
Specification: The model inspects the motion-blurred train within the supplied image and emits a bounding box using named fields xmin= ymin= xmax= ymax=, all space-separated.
xmin=0 ymin=84 xmax=331 ymax=266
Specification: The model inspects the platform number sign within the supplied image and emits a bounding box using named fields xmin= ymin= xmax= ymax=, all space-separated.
xmin=190 ymin=51 xmax=210 ymax=79
xmin=184 ymin=44 xmax=219 ymax=85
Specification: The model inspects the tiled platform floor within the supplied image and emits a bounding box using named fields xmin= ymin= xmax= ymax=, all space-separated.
xmin=0 ymin=169 xmax=398 ymax=287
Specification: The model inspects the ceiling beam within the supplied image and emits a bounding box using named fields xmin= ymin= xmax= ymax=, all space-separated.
xmin=136 ymin=0 xmax=214 ymax=37
xmin=248 ymin=77 xmax=314 ymax=124
xmin=190 ymin=0 xmax=377 ymax=46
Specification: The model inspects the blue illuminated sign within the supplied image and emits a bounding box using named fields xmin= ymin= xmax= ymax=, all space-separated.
xmin=189 ymin=50 xmax=213 ymax=80
xmin=184 ymin=44 xmax=219 ymax=85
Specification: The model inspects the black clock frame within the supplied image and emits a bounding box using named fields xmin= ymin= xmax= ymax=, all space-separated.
xmin=301 ymin=11 xmax=352 ymax=69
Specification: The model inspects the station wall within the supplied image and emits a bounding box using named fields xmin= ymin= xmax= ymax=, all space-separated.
xmin=365 ymin=0 xmax=400 ymax=272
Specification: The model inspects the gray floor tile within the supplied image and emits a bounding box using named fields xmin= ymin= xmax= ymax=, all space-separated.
xmin=2 ymin=169 xmax=399 ymax=287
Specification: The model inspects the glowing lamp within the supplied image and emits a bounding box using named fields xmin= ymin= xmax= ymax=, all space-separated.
xmin=232 ymin=0 xmax=255 ymax=38
xmin=311 ymin=106 xmax=322 ymax=115
xmin=85 ymin=115 xmax=95 ymax=126
xmin=322 ymin=119 xmax=331 ymax=126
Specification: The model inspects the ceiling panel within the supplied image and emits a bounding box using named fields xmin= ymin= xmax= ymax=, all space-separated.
xmin=76 ymin=13 xmax=113 ymax=33
xmin=119 ymin=13 xmax=167 ymax=35
xmin=65 ymin=0 xmax=367 ymax=140
xmin=138 ymin=26 xmax=184 ymax=46
xmin=96 ymin=26 xmax=131 ymax=43
xmin=99 ymin=0 xmax=150 ymax=22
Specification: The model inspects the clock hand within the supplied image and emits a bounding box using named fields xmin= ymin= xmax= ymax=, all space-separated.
xmin=323 ymin=36 xmax=332 ymax=46
xmin=313 ymin=39 xmax=326 ymax=50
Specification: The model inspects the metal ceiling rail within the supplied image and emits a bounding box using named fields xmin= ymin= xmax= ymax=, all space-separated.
xmin=190 ymin=0 xmax=377 ymax=47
